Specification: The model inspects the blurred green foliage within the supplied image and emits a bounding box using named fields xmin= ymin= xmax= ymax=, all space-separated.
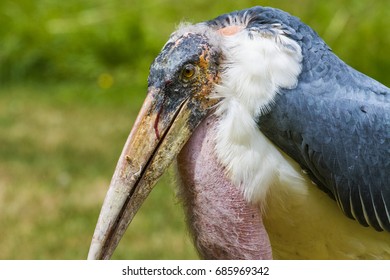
xmin=0 ymin=0 xmax=388 ymax=259
xmin=1 ymin=0 xmax=389 ymax=87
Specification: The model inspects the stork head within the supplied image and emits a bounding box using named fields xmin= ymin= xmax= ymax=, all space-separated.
xmin=87 ymin=26 xmax=224 ymax=259
xmin=88 ymin=6 xmax=306 ymax=260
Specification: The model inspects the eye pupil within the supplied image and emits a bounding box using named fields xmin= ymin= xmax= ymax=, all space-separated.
xmin=182 ymin=64 xmax=196 ymax=80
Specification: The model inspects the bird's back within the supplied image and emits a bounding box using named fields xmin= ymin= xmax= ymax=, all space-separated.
xmin=258 ymin=43 xmax=390 ymax=232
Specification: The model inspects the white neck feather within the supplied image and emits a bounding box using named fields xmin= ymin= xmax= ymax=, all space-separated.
xmin=212 ymin=27 xmax=305 ymax=204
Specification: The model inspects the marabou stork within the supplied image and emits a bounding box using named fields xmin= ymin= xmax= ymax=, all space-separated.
xmin=88 ymin=6 xmax=390 ymax=259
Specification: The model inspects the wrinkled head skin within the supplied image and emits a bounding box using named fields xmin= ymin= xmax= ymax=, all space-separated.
xmin=87 ymin=26 xmax=223 ymax=260
xmin=148 ymin=30 xmax=221 ymax=132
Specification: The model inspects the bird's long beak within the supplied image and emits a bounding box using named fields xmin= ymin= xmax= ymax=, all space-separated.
xmin=88 ymin=86 xmax=217 ymax=259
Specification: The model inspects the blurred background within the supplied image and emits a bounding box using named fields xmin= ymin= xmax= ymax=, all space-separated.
xmin=0 ymin=0 xmax=389 ymax=259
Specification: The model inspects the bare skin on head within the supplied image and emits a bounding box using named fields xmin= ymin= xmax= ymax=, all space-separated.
xmin=177 ymin=115 xmax=272 ymax=260
xmin=218 ymin=25 xmax=244 ymax=36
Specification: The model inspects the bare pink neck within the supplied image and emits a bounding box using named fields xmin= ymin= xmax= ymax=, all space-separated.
xmin=177 ymin=115 xmax=272 ymax=260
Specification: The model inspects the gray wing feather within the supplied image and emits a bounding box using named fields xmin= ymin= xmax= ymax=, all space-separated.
xmin=259 ymin=77 xmax=390 ymax=231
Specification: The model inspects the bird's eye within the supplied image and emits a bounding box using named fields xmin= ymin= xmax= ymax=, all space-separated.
xmin=181 ymin=64 xmax=196 ymax=81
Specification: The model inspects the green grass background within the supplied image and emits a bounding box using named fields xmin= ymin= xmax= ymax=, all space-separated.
xmin=0 ymin=0 xmax=389 ymax=259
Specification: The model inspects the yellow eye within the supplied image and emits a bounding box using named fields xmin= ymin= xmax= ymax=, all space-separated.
xmin=181 ymin=64 xmax=196 ymax=81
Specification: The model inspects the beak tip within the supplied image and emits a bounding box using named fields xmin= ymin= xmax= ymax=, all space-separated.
xmin=87 ymin=240 xmax=102 ymax=260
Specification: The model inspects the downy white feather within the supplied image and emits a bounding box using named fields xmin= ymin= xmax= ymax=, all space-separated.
xmin=212 ymin=26 xmax=305 ymax=204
